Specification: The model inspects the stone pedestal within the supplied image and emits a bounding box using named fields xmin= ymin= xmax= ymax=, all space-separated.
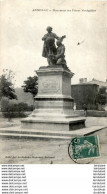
xmin=21 ymin=66 xmax=85 ymax=131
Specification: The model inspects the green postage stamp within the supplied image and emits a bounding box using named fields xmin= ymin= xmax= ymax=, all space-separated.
xmin=69 ymin=135 xmax=100 ymax=160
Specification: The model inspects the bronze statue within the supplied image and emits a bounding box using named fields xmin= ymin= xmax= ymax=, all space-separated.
xmin=42 ymin=26 xmax=66 ymax=66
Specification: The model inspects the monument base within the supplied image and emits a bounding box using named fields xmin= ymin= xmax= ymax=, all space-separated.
xmin=21 ymin=66 xmax=86 ymax=131
xmin=21 ymin=117 xmax=85 ymax=131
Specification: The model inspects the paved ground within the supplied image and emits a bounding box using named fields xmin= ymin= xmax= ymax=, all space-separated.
xmin=0 ymin=117 xmax=107 ymax=164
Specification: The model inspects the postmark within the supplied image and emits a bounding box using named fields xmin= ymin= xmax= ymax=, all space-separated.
xmin=68 ymin=135 xmax=100 ymax=164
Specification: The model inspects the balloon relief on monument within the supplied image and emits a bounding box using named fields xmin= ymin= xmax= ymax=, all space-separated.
xmin=42 ymin=26 xmax=66 ymax=67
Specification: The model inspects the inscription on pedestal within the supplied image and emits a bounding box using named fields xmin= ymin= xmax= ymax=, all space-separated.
xmin=39 ymin=78 xmax=60 ymax=94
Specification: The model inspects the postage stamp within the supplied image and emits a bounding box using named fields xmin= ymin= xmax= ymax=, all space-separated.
xmin=68 ymin=136 xmax=100 ymax=163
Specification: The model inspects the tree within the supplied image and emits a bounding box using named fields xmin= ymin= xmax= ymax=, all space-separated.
xmin=96 ymin=87 xmax=107 ymax=106
xmin=0 ymin=69 xmax=17 ymax=120
xmin=0 ymin=69 xmax=17 ymax=100
xmin=22 ymin=76 xmax=38 ymax=98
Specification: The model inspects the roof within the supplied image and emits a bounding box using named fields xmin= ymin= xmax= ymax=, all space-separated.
xmin=71 ymin=83 xmax=99 ymax=86
xmin=88 ymin=79 xmax=107 ymax=87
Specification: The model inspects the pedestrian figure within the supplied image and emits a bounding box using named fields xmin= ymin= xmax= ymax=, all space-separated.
xmin=83 ymin=104 xmax=87 ymax=117
xmin=73 ymin=103 xmax=76 ymax=111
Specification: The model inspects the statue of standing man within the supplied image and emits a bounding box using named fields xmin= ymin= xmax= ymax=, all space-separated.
xmin=42 ymin=26 xmax=66 ymax=66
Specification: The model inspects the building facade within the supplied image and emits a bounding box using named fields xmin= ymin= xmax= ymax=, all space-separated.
xmin=71 ymin=84 xmax=99 ymax=110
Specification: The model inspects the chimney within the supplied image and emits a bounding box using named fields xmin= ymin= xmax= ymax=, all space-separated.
xmin=79 ymin=78 xmax=87 ymax=84
xmin=84 ymin=78 xmax=87 ymax=83
xmin=79 ymin=78 xmax=84 ymax=84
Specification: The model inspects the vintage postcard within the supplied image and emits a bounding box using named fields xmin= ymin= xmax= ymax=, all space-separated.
xmin=0 ymin=0 xmax=107 ymax=164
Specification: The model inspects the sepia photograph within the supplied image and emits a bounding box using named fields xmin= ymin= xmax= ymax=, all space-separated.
xmin=0 ymin=0 xmax=107 ymax=164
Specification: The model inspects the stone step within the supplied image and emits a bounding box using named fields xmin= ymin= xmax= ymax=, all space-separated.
xmin=0 ymin=126 xmax=106 ymax=140
xmin=0 ymin=132 xmax=70 ymax=140
xmin=0 ymin=128 xmax=73 ymax=137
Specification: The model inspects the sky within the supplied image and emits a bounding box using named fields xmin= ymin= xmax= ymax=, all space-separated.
xmin=0 ymin=0 xmax=107 ymax=87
